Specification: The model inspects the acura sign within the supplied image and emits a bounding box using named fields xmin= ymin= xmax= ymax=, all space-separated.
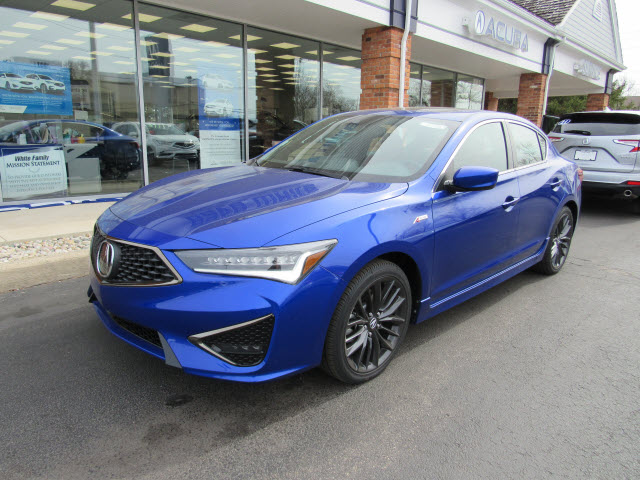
xmin=465 ymin=10 xmax=529 ymax=53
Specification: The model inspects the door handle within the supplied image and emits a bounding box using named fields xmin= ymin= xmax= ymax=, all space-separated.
xmin=502 ymin=196 xmax=519 ymax=210
xmin=550 ymin=178 xmax=562 ymax=190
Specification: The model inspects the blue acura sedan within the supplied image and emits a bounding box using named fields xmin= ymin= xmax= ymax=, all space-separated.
xmin=88 ymin=109 xmax=581 ymax=384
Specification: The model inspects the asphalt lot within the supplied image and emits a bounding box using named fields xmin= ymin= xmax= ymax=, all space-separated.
xmin=1 ymin=194 xmax=639 ymax=480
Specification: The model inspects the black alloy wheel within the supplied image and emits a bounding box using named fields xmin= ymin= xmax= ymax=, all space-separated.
xmin=533 ymin=206 xmax=574 ymax=275
xmin=323 ymin=260 xmax=411 ymax=384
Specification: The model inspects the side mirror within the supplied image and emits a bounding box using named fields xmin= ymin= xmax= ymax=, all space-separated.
xmin=445 ymin=166 xmax=499 ymax=192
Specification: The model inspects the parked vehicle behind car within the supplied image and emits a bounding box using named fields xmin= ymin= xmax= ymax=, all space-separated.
xmin=25 ymin=73 xmax=66 ymax=94
xmin=112 ymin=122 xmax=199 ymax=165
xmin=0 ymin=72 xmax=37 ymax=91
xmin=550 ymin=111 xmax=640 ymax=198
xmin=89 ymin=109 xmax=581 ymax=384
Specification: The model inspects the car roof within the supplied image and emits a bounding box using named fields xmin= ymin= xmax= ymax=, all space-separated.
xmin=332 ymin=108 xmax=537 ymax=126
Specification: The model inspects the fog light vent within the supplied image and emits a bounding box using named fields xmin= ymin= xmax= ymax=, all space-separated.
xmin=189 ymin=315 xmax=275 ymax=367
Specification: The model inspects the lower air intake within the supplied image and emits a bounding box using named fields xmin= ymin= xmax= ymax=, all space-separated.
xmin=190 ymin=315 xmax=275 ymax=367
xmin=113 ymin=315 xmax=162 ymax=349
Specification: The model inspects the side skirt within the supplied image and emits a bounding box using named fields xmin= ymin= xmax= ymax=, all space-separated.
xmin=415 ymin=239 xmax=548 ymax=324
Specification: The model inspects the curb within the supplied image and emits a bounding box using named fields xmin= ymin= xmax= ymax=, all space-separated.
xmin=0 ymin=231 xmax=93 ymax=247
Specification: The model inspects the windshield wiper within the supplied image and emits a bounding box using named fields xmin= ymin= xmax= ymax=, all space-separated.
xmin=564 ymin=129 xmax=591 ymax=136
xmin=284 ymin=166 xmax=343 ymax=179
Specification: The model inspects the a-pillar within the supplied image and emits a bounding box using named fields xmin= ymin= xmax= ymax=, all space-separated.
xmin=484 ymin=91 xmax=499 ymax=111
xmin=586 ymin=93 xmax=610 ymax=111
xmin=516 ymin=73 xmax=548 ymax=126
xmin=360 ymin=26 xmax=412 ymax=110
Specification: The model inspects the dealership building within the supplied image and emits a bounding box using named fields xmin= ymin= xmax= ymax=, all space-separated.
xmin=0 ymin=0 xmax=625 ymax=208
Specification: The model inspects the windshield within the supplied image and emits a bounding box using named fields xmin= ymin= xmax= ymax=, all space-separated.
xmin=147 ymin=123 xmax=186 ymax=135
xmin=7 ymin=73 xmax=20 ymax=78
xmin=40 ymin=75 xmax=52 ymax=80
xmin=253 ymin=112 xmax=458 ymax=182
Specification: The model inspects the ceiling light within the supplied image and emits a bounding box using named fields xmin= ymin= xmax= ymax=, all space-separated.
xmin=31 ymin=11 xmax=68 ymax=21
xmin=214 ymin=53 xmax=235 ymax=58
xmin=97 ymin=23 xmax=130 ymax=31
xmin=41 ymin=45 xmax=66 ymax=50
xmin=254 ymin=59 xmax=271 ymax=64
xmin=256 ymin=67 xmax=274 ymax=71
xmin=13 ymin=22 xmax=47 ymax=30
xmin=73 ymin=55 xmax=93 ymax=60
xmin=306 ymin=49 xmax=333 ymax=55
xmin=139 ymin=40 xmax=156 ymax=46
xmin=152 ymin=65 xmax=170 ymax=69
xmin=275 ymin=55 xmax=297 ymax=60
xmin=122 ymin=13 xmax=161 ymax=23
xmin=151 ymin=52 xmax=173 ymax=57
xmin=75 ymin=31 xmax=105 ymax=39
xmin=184 ymin=69 xmax=197 ymax=73
xmin=249 ymin=48 xmax=267 ymax=54
xmin=150 ymin=74 xmax=167 ymax=78
xmin=141 ymin=57 xmax=153 ymax=62
xmin=153 ymin=32 xmax=184 ymax=40
xmin=259 ymin=74 xmax=277 ymax=77
xmin=91 ymin=51 xmax=113 ymax=56
xmin=114 ymin=60 xmax=134 ymax=65
xmin=119 ymin=71 xmax=135 ymax=75
xmin=270 ymin=87 xmax=284 ymax=90
xmin=181 ymin=24 xmax=216 ymax=33
xmin=51 ymin=0 xmax=95 ymax=11
xmin=280 ymin=70 xmax=295 ymax=75
xmin=264 ymin=79 xmax=280 ymax=83
xmin=285 ymin=82 xmax=299 ymax=85
xmin=411 ymin=70 xmax=419 ymax=74
xmin=231 ymin=34 xmax=261 ymax=41
xmin=174 ymin=47 xmax=199 ymax=53
xmin=107 ymin=46 xmax=132 ymax=51
xmin=26 ymin=50 xmax=51 ymax=55
xmin=160 ymin=85 xmax=174 ymax=88
xmin=0 ymin=31 xmax=29 ymax=38
xmin=203 ymin=41 xmax=228 ymax=47
xmin=270 ymin=42 xmax=300 ymax=49
xmin=337 ymin=56 xmax=360 ymax=61
xmin=56 ymin=38 xmax=84 ymax=45
xmin=278 ymin=64 xmax=295 ymax=68
xmin=0 ymin=40 xmax=15 ymax=45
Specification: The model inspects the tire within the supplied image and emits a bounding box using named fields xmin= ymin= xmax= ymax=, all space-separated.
xmin=532 ymin=206 xmax=574 ymax=275
xmin=4 ymin=82 xmax=10 ymax=91
xmin=322 ymin=259 xmax=412 ymax=384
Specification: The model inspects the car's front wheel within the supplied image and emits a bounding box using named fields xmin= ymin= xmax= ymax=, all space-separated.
xmin=323 ymin=259 xmax=411 ymax=384
xmin=532 ymin=206 xmax=574 ymax=275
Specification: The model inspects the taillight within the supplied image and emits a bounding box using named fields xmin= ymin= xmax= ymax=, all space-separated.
xmin=577 ymin=168 xmax=583 ymax=185
xmin=130 ymin=141 xmax=140 ymax=149
xmin=627 ymin=181 xmax=640 ymax=186
xmin=613 ymin=139 xmax=640 ymax=153
xmin=548 ymin=136 xmax=564 ymax=143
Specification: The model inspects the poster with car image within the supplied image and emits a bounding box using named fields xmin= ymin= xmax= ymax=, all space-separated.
xmin=198 ymin=67 xmax=242 ymax=167
xmin=0 ymin=61 xmax=72 ymax=116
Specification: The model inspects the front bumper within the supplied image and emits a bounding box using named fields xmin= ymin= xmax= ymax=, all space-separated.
xmin=89 ymin=231 xmax=343 ymax=382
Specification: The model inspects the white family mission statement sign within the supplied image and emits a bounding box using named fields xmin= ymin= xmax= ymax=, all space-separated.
xmin=0 ymin=146 xmax=68 ymax=201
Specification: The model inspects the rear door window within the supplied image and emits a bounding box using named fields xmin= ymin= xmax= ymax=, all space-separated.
xmin=508 ymin=123 xmax=543 ymax=168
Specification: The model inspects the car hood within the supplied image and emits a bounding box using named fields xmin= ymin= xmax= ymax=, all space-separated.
xmin=150 ymin=134 xmax=198 ymax=143
xmin=109 ymin=165 xmax=407 ymax=248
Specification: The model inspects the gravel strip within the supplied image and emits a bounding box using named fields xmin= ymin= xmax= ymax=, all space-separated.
xmin=0 ymin=234 xmax=92 ymax=263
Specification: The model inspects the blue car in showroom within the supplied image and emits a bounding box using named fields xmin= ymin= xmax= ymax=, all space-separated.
xmin=88 ymin=109 xmax=581 ymax=384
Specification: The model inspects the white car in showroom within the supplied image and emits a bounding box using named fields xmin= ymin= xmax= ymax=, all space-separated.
xmin=112 ymin=121 xmax=200 ymax=165
xmin=204 ymin=98 xmax=234 ymax=117
xmin=201 ymin=73 xmax=234 ymax=90
xmin=0 ymin=73 xmax=37 ymax=91
xmin=25 ymin=74 xmax=66 ymax=94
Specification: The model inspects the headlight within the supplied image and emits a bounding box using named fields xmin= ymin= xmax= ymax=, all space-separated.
xmin=174 ymin=239 xmax=337 ymax=284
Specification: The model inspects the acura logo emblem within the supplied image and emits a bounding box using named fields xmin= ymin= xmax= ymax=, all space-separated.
xmin=96 ymin=240 xmax=119 ymax=279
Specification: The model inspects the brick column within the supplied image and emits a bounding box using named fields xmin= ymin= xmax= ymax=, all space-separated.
xmin=484 ymin=91 xmax=499 ymax=111
xmin=586 ymin=93 xmax=610 ymax=111
xmin=360 ymin=26 xmax=412 ymax=110
xmin=516 ymin=73 xmax=548 ymax=126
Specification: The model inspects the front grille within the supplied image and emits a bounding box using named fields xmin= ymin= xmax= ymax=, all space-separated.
xmin=192 ymin=315 xmax=275 ymax=367
xmin=112 ymin=315 xmax=162 ymax=348
xmin=174 ymin=142 xmax=195 ymax=148
xmin=91 ymin=227 xmax=179 ymax=286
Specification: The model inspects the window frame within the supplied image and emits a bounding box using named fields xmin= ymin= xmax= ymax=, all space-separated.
xmin=505 ymin=121 xmax=548 ymax=171
xmin=434 ymin=119 xmax=512 ymax=192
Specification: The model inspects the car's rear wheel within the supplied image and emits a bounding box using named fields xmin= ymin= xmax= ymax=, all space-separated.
xmin=322 ymin=260 xmax=411 ymax=384
xmin=532 ymin=206 xmax=574 ymax=275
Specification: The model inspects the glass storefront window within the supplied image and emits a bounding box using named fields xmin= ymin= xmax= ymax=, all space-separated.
xmin=422 ymin=67 xmax=455 ymax=107
xmin=0 ymin=0 xmax=142 ymax=202
xmin=134 ymin=4 xmax=244 ymax=182
xmin=408 ymin=63 xmax=422 ymax=107
xmin=245 ymin=27 xmax=320 ymax=158
xmin=322 ymin=44 xmax=361 ymax=117
xmin=456 ymin=74 xmax=484 ymax=109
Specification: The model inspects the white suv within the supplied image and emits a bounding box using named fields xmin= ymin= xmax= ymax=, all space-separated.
xmin=112 ymin=122 xmax=200 ymax=164
xmin=25 ymin=74 xmax=66 ymax=94
xmin=550 ymin=111 xmax=640 ymax=198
